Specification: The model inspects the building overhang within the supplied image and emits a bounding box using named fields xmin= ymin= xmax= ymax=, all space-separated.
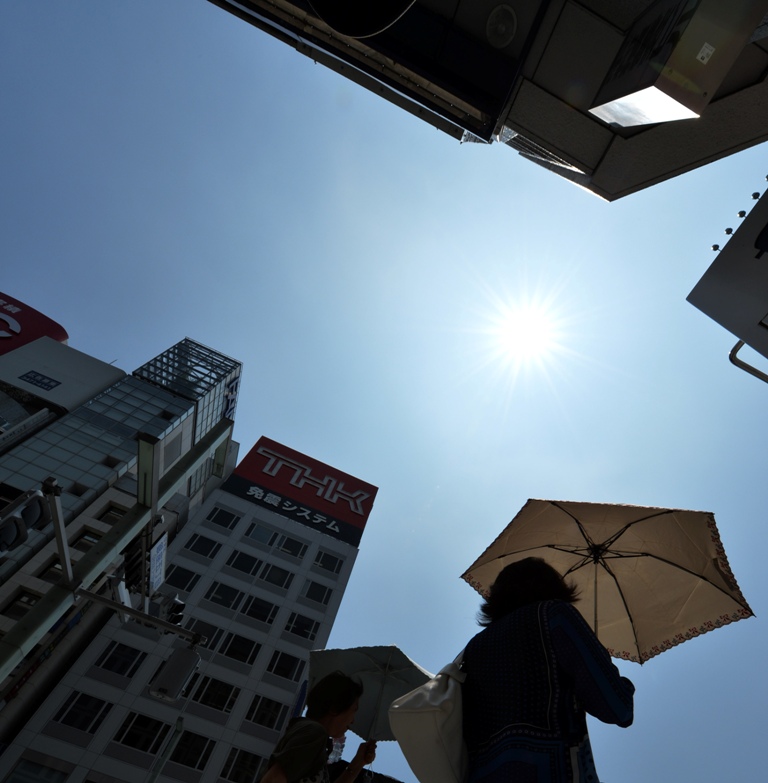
xmin=208 ymin=0 xmax=768 ymax=200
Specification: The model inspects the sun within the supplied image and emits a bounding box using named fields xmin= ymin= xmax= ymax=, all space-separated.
xmin=484 ymin=291 xmax=570 ymax=374
xmin=493 ymin=302 xmax=562 ymax=363
xmin=463 ymin=272 xmax=584 ymax=402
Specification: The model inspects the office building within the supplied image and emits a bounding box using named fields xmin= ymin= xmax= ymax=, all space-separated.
xmin=208 ymin=0 xmax=768 ymax=200
xmin=1 ymin=434 xmax=377 ymax=782
xmin=0 ymin=293 xmax=378 ymax=782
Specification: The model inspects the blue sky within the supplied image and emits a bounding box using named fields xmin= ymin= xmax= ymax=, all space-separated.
xmin=2 ymin=2 xmax=767 ymax=781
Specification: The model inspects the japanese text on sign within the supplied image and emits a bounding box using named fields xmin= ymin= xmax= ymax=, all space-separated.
xmin=247 ymin=484 xmax=341 ymax=534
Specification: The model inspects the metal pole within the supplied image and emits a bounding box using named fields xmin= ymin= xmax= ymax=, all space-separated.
xmin=729 ymin=340 xmax=768 ymax=385
xmin=593 ymin=561 xmax=598 ymax=636
xmin=148 ymin=717 xmax=184 ymax=783
xmin=77 ymin=589 xmax=204 ymax=644
xmin=42 ymin=477 xmax=74 ymax=587
xmin=137 ymin=433 xmax=161 ymax=612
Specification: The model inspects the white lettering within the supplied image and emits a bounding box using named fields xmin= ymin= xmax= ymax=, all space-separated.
xmin=256 ymin=446 xmax=369 ymax=515
xmin=0 ymin=313 xmax=21 ymax=339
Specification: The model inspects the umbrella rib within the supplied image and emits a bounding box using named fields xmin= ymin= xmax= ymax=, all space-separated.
xmin=616 ymin=552 xmax=752 ymax=611
xmin=599 ymin=559 xmax=643 ymax=663
xmin=601 ymin=508 xmax=687 ymax=549
xmin=551 ymin=502 xmax=594 ymax=549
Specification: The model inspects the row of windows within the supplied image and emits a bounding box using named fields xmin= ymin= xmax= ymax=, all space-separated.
xmin=202 ymin=578 xmax=332 ymax=611
xmin=2 ymin=571 xmax=332 ymax=626
xmin=92 ymin=632 xmax=308 ymax=701
xmin=9 ymin=749 xmax=266 ymax=783
xmin=3 ymin=558 xmax=336 ymax=631
xmin=57 ymin=681 xmax=291 ymax=744
xmin=165 ymin=564 xmax=333 ymax=613
xmin=0 ymin=506 xmax=343 ymax=620
xmin=244 ymin=523 xmax=307 ymax=558
xmin=186 ymin=601 xmax=319 ymax=659
xmin=185 ymin=619 xmax=263 ymax=665
xmin=204 ymin=508 xmax=345 ymax=575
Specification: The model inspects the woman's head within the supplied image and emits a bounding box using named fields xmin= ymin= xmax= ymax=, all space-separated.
xmin=305 ymin=671 xmax=363 ymax=722
xmin=478 ymin=557 xmax=579 ymax=626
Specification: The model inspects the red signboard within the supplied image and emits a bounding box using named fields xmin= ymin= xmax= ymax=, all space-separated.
xmin=0 ymin=292 xmax=68 ymax=356
xmin=223 ymin=436 xmax=378 ymax=546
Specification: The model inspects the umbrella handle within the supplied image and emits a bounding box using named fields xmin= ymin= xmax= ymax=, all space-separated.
xmin=593 ymin=560 xmax=598 ymax=637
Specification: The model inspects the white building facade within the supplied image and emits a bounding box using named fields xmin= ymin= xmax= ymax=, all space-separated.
xmin=0 ymin=297 xmax=377 ymax=782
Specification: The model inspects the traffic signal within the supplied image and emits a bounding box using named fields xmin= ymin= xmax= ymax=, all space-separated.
xmin=149 ymin=646 xmax=200 ymax=702
xmin=164 ymin=594 xmax=185 ymax=627
xmin=122 ymin=541 xmax=148 ymax=592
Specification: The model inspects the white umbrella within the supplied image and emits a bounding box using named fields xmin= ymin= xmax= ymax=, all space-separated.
xmin=309 ymin=645 xmax=432 ymax=740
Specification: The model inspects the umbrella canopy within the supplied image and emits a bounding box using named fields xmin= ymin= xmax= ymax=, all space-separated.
xmin=461 ymin=499 xmax=753 ymax=664
xmin=309 ymin=645 xmax=432 ymax=741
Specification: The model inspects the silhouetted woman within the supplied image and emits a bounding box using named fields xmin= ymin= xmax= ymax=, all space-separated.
xmin=462 ymin=557 xmax=635 ymax=783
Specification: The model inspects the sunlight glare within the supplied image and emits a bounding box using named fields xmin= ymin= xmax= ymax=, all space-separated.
xmin=495 ymin=303 xmax=560 ymax=362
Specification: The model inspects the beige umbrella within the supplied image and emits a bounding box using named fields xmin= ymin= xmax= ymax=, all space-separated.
xmin=461 ymin=499 xmax=753 ymax=663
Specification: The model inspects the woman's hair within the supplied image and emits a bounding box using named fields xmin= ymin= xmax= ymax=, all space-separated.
xmin=305 ymin=671 xmax=363 ymax=719
xmin=478 ymin=557 xmax=579 ymax=626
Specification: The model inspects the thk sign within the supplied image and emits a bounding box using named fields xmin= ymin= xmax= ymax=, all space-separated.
xmin=223 ymin=436 xmax=377 ymax=546
xmin=0 ymin=292 xmax=68 ymax=356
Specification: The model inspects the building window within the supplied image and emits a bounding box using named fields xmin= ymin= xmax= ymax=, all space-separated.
xmin=315 ymin=550 xmax=343 ymax=575
xmin=1 ymin=590 xmax=40 ymax=620
xmin=184 ymin=533 xmax=221 ymax=559
xmin=285 ymin=612 xmax=321 ymax=642
xmin=36 ymin=558 xmax=64 ymax=585
xmin=94 ymin=641 xmax=146 ymax=678
xmin=169 ymin=730 xmax=215 ymax=771
xmin=277 ymin=535 xmax=307 ymax=559
xmin=165 ymin=565 xmax=200 ymax=593
xmin=98 ymin=504 xmax=127 ymax=525
xmin=113 ymin=712 xmax=170 ymax=754
xmin=207 ymin=507 xmax=240 ymax=530
xmin=246 ymin=695 xmax=289 ymax=731
xmin=188 ymin=674 xmax=240 ymax=713
xmin=267 ymin=651 xmax=305 ymax=682
xmin=220 ymin=747 xmax=266 ymax=783
xmin=244 ymin=523 xmax=278 ymax=546
xmin=71 ymin=530 xmax=101 ymax=553
xmin=163 ymin=433 xmax=182 ymax=466
xmin=302 ymin=581 xmax=333 ymax=606
xmin=226 ymin=550 xmax=263 ymax=577
xmin=53 ymin=691 xmax=112 ymax=733
xmin=5 ymin=759 xmax=71 ymax=783
xmin=240 ymin=595 xmax=278 ymax=625
xmin=259 ymin=563 xmax=294 ymax=590
xmin=244 ymin=524 xmax=307 ymax=559
xmin=204 ymin=581 xmax=244 ymax=610
xmin=219 ymin=632 xmax=261 ymax=665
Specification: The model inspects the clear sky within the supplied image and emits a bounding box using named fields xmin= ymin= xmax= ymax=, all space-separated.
xmin=2 ymin=2 xmax=767 ymax=781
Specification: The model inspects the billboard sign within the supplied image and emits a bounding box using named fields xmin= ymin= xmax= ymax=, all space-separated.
xmin=222 ymin=436 xmax=378 ymax=546
xmin=0 ymin=292 xmax=68 ymax=356
xmin=149 ymin=533 xmax=168 ymax=594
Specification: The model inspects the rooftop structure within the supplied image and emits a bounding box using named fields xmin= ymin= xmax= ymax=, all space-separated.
xmin=208 ymin=0 xmax=768 ymax=199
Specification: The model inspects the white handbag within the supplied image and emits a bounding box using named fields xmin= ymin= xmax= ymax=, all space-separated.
xmin=388 ymin=652 xmax=468 ymax=783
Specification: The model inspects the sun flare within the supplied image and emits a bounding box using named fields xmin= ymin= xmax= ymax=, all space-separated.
xmin=486 ymin=294 xmax=569 ymax=372
xmin=494 ymin=303 xmax=562 ymax=363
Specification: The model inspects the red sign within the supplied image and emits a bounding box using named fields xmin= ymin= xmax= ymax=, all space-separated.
xmin=0 ymin=292 xmax=68 ymax=356
xmin=224 ymin=436 xmax=378 ymax=546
